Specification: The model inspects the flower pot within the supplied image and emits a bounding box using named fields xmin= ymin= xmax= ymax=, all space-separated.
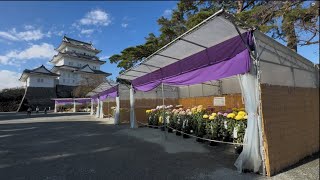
xmin=196 ymin=138 xmax=203 ymax=142
xmin=209 ymin=141 xmax=218 ymax=146
xmin=168 ymin=128 xmax=173 ymax=133
xmin=235 ymin=145 xmax=243 ymax=154
xmin=183 ymin=134 xmax=189 ymax=138
xmin=176 ymin=131 xmax=181 ymax=136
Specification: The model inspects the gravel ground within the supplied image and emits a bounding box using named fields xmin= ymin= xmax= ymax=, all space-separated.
xmin=0 ymin=113 xmax=318 ymax=180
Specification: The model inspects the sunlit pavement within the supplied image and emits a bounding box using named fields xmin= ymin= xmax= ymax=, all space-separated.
xmin=0 ymin=113 xmax=318 ymax=180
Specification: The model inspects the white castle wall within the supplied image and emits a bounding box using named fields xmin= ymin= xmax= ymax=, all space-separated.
xmin=27 ymin=75 xmax=56 ymax=87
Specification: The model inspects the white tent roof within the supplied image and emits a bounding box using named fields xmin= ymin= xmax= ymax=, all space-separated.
xmin=118 ymin=9 xmax=248 ymax=81
xmin=86 ymin=81 xmax=117 ymax=97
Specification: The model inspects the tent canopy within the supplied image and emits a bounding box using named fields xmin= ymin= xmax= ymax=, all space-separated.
xmin=118 ymin=10 xmax=252 ymax=88
xmin=86 ymin=81 xmax=117 ymax=98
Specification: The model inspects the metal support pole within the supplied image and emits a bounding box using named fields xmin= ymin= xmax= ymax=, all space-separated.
xmin=54 ymin=100 xmax=57 ymax=113
xmin=161 ymin=83 xmax=167 ymax=139
xmin=107 ymin=96 xmax=110 ymax=120
xmin=73 ymin=100 xmax=76 ymax=113
xmin=90 ymin=99 xmax=94 ymax=115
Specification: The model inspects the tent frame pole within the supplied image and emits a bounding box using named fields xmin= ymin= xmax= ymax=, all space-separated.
xmin=107 ymin=96 xmax=110 ymax=120
xmin=161 ymin=83 xmax=167 ymax=138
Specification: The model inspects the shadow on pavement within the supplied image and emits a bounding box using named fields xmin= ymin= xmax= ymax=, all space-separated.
xmin=0 ymin=112 xmax=90 ymax=121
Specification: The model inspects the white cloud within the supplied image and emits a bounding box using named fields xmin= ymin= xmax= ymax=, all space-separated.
xmin=24 ymin=25 xmax=35 ymax=30
xmin=121 ymin=23 xmax=128 ymax=28
xmin=100 ymin=55 xmax=110 ymax=60
xmin=0 ymin=70 xmax=23 ymax=90
xmin=79 ymin=9 xmax=111 ymax=26
xmin=0 ymin=28 xmax=49 ymax=41
xmin=0 ymin=43 xmax=56 ymax=65
xmin=0 ymin=31 xmax=18 ymax=41
xmin=163 ymin=9 xmax=172 ymax=17
xmin=80 ymin=29 xmax=94 ymax=35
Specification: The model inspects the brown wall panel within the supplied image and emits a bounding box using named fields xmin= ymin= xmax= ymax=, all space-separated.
xmin=261 ymin=84 xmax=319 ymax=176
xmin=178 ymin=94 xmax=244 ymax=111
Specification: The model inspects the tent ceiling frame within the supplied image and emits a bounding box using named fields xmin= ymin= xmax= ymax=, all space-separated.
xmin=155 ymin=53 xmax=181 ymax=61
xmin=140 ymin=63 xmax=161 ymax=69
xmin=180 ymin=38 xmax=208 ymax=49
xmin=119 ymin=9 xmax=226 ymax=77
xmin=259 ymin=58 xmax=315 ymax=73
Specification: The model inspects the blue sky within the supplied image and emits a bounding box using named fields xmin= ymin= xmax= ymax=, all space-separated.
xmin=0 ymin=1 xmax=318 ymax=89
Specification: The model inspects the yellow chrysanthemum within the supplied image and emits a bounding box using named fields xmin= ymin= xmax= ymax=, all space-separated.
xmin=203 ymin=114 xmax=209 ymax=119
xmin=232 ymin=108 xmax=238 ymax=111
xmin=235 ymin=115 xmax=243 ymax=120
xmin=227 ymin=113 xmax=235 ymax=118
xmin=239 ymin=108 xmax=245 ymax=111
xmin=209 ymin=115 xmax=215 ymax=120
xmin=146 ymin=110 xmax=151 ymax=113
xmin=211 ymin=113 xmax=217 ymax=116
xmin=238 ymin=111 xmax=246 ymax=116
xmin=243 ymin=115 xmax=248 ymax=119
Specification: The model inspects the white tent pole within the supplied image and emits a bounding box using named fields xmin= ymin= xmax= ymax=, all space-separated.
xmin=99 ymin=99 xmax=103 ymax=118
xmin=115 ymin=95 xmax=120 ymax=125
xmin=54 ymin=100 xmax=57 ymax=113
xmin=73 ymin=100 xmax=76 ymax=113
xmin=90 ymin=98 xmax=94 ymax=115
xmin=130 ymin=84 xmax=136 ymax=128
xmin=95 ymin=98 xmax=100 ymax=118
xmin=161 ymin=82 xmax=167 ymax=139
xmin=107 ymin=96 xmax=110 ymax=120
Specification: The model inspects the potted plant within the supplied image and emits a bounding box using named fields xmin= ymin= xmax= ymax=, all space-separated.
xmin=232 ymin=110 xmax=247 ymax=154
xmin=175 ymin=109 xmax=185 ymax=136
xmin=205 ymin=113 xmax=220 ymax=146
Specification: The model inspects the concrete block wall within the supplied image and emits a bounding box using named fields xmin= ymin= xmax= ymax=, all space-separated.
xmin=261 ymin=84 xmax=319 ymax=176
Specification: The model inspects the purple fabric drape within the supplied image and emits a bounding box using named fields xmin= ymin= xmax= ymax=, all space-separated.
xmin=55 ymin=99 xmax=91 ymax=104
xmin=55 ymin=100 xmax=73 ymax=104
xmin=97 ymin=85 xmax=118 ymax=101
xmin=135 ymin=49 xmax=250 ymax=91
xmin=132 ymin=32 xmax=253 ymax=92
xmin=75 ymin=99 xmax=91 ymax=103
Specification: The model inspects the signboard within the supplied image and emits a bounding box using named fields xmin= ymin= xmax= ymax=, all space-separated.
xmin=213 ymin=97 xmax=225 ymax=106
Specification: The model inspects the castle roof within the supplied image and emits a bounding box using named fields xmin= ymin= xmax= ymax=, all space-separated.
xmin=56 ymin=35 xmax=101 ymax=53
xmin=50 ymin=51 xmax=106 ymax=64
xmin=19 ymin=65 xmax=60 ymax=82
xmin=51 ymin=64 xmax=111 ymax=76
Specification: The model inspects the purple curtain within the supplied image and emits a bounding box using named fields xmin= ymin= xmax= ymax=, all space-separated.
xmin=75 ymin=99 xmax=91 ymax=103
xmin=135 ymin=49 xmax=250 ymax=91
xmin=55 ymin=100 xmax=73 ymax=104
xmin=132 ymin=32 xmax=253 ymax=92
xmin=97 ymin=85 xmax=118 ymax=101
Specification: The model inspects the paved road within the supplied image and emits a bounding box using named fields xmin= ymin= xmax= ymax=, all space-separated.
xmin=0 ymin=114 xmax=318 ymax=180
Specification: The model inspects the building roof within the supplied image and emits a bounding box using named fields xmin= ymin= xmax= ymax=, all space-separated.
xmin=19 ymin=65 xmax=60 ymax=82
xmin=50 ymin=51 xmax=106 ymax=64
xmin=56 ymin=36 xmax=101 ymax=53
xmin=51 ymin=64 xmax=111 ymax=76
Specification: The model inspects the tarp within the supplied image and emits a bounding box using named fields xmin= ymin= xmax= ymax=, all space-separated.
xmin=98 ymin=85 xmax=118 ymax=100
xmin=132 ymin=32 xmax=252 ymax=92
xmin=55 ymin=100 xmax=74 ymax=104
